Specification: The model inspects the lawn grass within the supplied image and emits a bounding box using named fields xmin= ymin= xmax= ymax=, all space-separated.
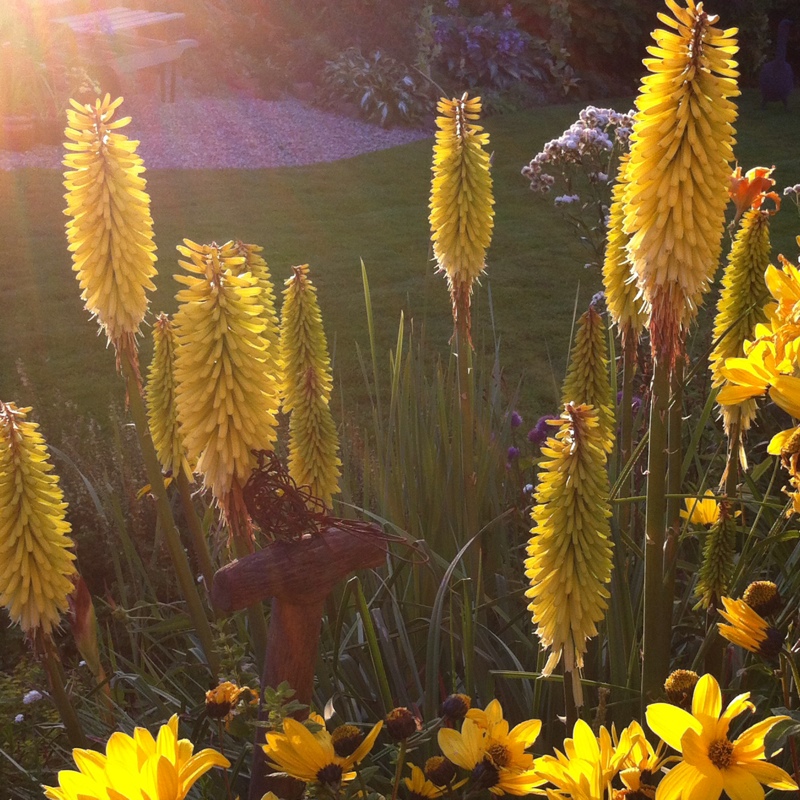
xmin=1 ymin=89 xmax=798 ymax=437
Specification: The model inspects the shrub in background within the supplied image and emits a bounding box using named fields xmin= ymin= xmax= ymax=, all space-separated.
xmin=320 ymin=48 xmax=434 ymax=126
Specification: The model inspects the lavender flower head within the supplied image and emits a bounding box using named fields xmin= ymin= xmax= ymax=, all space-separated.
xmin=528 ymin=414 xmax=558 ymax=447
xmin=507 ymin=446 xmax=520 ymax=461
xmin=510 ymin=410 xmax=523 ymax=428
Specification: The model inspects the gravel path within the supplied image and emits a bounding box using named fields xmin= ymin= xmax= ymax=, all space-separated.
xmin=0 ymin=95 xmax=432 ymax=170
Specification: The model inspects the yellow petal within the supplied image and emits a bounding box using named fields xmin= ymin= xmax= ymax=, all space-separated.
xmin=646 ymin=702 xmax=701 ymax=752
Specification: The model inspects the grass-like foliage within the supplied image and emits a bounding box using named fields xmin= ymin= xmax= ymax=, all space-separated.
xmin=2 ymin=1 xmax=800 ymax=799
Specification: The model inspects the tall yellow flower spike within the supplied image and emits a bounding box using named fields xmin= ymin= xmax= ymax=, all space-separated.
xmin=0 ymin=402 xmax=76 ymax=635
xmin=602 ymin=155 xmax=647 ymax=347
xmin=524 ymin=403 xmax=613 ymax=708
xmin=561 ymin=305 xmax=616 ymax=451
xmin=43 ymin=714 xmax=230 ymax=800
xmin=280 ymin=264 xmax=341 ymax=509
xmin=623 ymin=0 xmax=739 ymax=365
xmin=145 ymin=313 xmax=193 ymax=481
xmin=173 ymin=240 xmax=279 ymax=529
xmin=430 ymin=93 xmax=494 ymax=330
xmin=227 ymin=241 xmax=283 ymax=389
xmin=63 ymin=95 xmax=157 ymax=362
xmin=710 ymin=167 xmax=775 ymax=435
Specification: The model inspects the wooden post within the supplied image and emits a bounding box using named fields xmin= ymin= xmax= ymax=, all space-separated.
xmin=211 ymin=524 xmax=387 ymax=800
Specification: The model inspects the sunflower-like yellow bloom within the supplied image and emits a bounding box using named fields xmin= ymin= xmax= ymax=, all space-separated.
xmin=43 ymin=714 xmax=229 ymax=800
xmin=263 ymin=717 xmax=382 ymax=787
xmin=465 ymin=699 xmax=542 ymax=772
xmin=405 ymin=764 xmax=448 ymax=799
xmin=680 ymin=490 xmax=720 ymax=527
xmin=561 ymin=305 xmax=615 ymax=451
xmin=0 ymin=402 xmax=76 ymax=635
xmin=429 ymin=93 xmax=494 ymax=327
xmin=437 ymin=718 xmax=545 ymax=796
xmin=623 ymin=1 xmax=739 ymax=365
xmin=618 ymin=720 xmax=667 ymax=797
xmin=173 ymin=240 xmax=279 ymax=506
xmin=524 ymin=403 xmax=613 ymax=707
xmin=535 ymin=720 xmax=633 ymax=800
xmin=145 ymin=313 xmax=193 ymax=480
xmin=63 ymin=95 xmax=157 ymax=358
xmin=280 ymin=264 xmax=341 ymax=509
xmin=205 ymin=680 xmax=258 ymax=723
xmin=710 ymin=169 xmax=775 ymax=434
xmin=602 ymin=156 xmax=647 ymax=347
xmin=646 ymin=673 xmax=797 ymax=800
xmin=717 ymin=597 xmax=784 ymax=660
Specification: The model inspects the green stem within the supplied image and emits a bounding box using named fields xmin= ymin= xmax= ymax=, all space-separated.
xmin=455 ymin=296 xmax=478 ymax=568
xmin=42 ymin=634 xmax=87 ymax=749
xmin=121 ymin=350 xmax=219 ymax=677
xmin=779 ymin=652 xmax=800 ymax=796
xmin=664 ymin=361 xmax=683 ymax=621
xmin=391 ymin=740 xmax=408 ymax=800
xmin=176 ymin=469 xmax=216 ymax=595
xmin=642 ymin=354 xmax=671 ymax=707
xmin=618 ymin=334 xmax=636 ymax=535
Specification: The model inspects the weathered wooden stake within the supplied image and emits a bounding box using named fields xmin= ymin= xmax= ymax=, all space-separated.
xmin=211 ymin=524 xmax=387 ymax=800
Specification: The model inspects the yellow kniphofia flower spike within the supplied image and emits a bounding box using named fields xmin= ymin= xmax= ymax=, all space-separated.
xmin=63 ymin=95 xmax=157 ymax=359
xmin=173 ymin=240 xmax=279 ymax=503
xmin=146 ymin=313 xmax=193 ymax=481
xmin=430 ymin=93 xmax=494 ymax=326
xmin=524 ymin=403 xmax=613 ymax=708
xmin=710 ymin=167 xmax=774 ymax=435
xmin=646 ymin=673 xmax=797 ymax=800
xmin=623 ymin=0 xmax=739 ymax=365
xmin=602 ymin=155 xmax=647 ymax=346
xmin=280 ymin=264 xmax=341 ymax=509
xmin=561 ymin=305 xmax=615 ymax=452
xmin=0 ymin=402 xmax=76 ymax=635
xmin=43 ymin=714 xmax=230 ymax=800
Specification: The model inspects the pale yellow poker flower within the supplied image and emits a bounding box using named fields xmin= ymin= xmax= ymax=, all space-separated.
xmin=709 ymin=181 xmax=773 ymax=433
xmin=524 ymin=403 xmax=613 ymax=708
xmin=0 ymin=402 xmax=76 ymax=635
xmin=43 ymin=714 xmax=230 ymax=800
xmin=430 ymin=93 xmax=494 ymax=330
xmin=262 ymin=717 xmax=382 ymax=787
xmin=173 ymin=240 xmax=279 ymax=508
xmin=63 ymin=95 xmax=157 ymax=360
xmin=717 ymin=596 xmax=784 ymax=660
xmin=623 ymin=0 xmax=739 ymax=365
xmin=602 ymin=155 xmax=647 ymax=347
xmin=227 ymin=240 xmax=283 ymax=389
xmin=561 ymin=305 xmax=615 ymax=451
xmin=145 ymin=313 xmax=193 ymax=480
xmin=280 ymin=264 xmax=341 ymax=509
xmin=646 ymin=673 xmax=796 ymax=800
xmin=465 ymin=699 xmax=542 ymax=772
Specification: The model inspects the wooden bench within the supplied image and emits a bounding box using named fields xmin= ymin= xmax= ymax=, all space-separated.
xmin=53 ymin=6 xmax=198 ymax=102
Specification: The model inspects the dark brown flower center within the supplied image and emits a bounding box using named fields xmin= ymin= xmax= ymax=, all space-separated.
xmin=317 ymin=763 xmax=344 ymax=786
xmin=471 ymin=759 xmax=500 ymax=789
xmin=486 ymin=743 xmax=511 ymax=768
xmin=708 ymin=738 xmax=734 ymax=769
xmin=331 ymin=724 xmax=364 ymax=758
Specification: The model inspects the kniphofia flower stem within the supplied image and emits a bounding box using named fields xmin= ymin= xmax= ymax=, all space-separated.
xmin=42 ymin=633 xmax=87 ymax=749
xmin=121 ymin=350 xmax=219 ymax=676
xmin=175 ymin=469 xmax=215 ymax=594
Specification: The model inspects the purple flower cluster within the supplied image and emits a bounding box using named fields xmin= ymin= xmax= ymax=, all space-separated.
xmin=527 ymin=415 xmax=558 ymax=448
xmin=430 ymin=6 xmax=537 ymax=92
xmin=521 ymin=106 xmax=634 ymax=195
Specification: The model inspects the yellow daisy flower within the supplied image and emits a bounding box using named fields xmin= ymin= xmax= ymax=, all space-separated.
xmin=466 ymin=699 xmax=542 ymax=771
xmin=405 ymin=764 xmax=447 ymax=799
xmin=645 ymin=673 xmax=797 ymax=800
xmin=205 ymin=680 xmax=258 ymax=723
xmin=680 ymin=491 xmax=720 ymax=527
xmin=263 ymin=717 xmax=382 ymax=787
xmin=43 ymin=714 xmax=229 ymax=800
xmin=617 ymin=720 xmax=667 ymax=797
xmin=717 ymin=596 xmax=784 ymax=660
xmin=438 ymin=717 xmax=545 ymax=796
